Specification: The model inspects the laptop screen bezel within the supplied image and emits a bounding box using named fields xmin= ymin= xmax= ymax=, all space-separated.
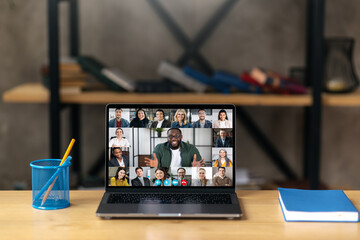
xmin=105 ymin=103 xmax=236 ymax=192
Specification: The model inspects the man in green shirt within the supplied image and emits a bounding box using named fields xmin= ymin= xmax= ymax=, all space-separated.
xmin=145 ymin=128 xmax=205 ymax=168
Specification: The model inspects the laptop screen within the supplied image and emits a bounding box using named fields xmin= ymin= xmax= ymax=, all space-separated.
xmin=106 ymin=104 xmax=235 ymax=188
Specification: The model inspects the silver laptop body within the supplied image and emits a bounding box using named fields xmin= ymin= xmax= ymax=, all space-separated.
xmin=96 ymin=104 xmax=242 ymax=219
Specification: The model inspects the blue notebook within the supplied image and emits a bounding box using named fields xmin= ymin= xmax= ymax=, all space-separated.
xmin=278 ymin=188 xmax=359 ymax=222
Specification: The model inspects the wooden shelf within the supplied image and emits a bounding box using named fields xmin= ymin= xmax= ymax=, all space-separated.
xmin=6 ymin=82 xmax=360 ymax=106
xmin=2 ymin=83 xmax=49 ymax=103
xmin=322 ymin=90 xmax=360 ymax=106
xmin=2 ymin=82 xmax=314 ymax=106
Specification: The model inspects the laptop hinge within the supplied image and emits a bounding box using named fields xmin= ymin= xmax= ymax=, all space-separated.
xmin=105 ymin=187 xmax=235 ymax=194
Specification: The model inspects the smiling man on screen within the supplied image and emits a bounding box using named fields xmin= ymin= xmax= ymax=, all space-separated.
xmin=145 ymin=128 xmax=205 ymax=168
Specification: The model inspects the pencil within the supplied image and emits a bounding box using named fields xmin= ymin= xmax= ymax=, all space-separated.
xmin=40 ymin=139 xmax=76 ymax=207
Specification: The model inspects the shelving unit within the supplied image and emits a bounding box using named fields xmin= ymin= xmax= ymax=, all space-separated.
xmin=2 ymin=0 xmax=329 ymax=189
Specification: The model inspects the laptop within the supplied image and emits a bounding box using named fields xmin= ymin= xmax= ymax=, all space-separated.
xmin=96 ymin=104 xmax=242 ymax=219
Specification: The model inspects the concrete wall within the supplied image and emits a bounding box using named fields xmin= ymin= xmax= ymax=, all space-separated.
xmin=0 ymin=0 xmax=360 ymax=189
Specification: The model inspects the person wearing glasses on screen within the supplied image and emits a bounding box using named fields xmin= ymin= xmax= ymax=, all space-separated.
xmin=109 ymin=108 xmax=130 ymax=128
xmin=150 ymin=109 xmax=171 ymax=128
xmin=192 ymin=109 xmax=212 ymax=128
xmin=174 ymin=168 xmax=191 ymax=187
xmin=130 ymin=108 xmax=149 ymax=128
xmin=108 ymin=128 xmax=130 ymax=149
xmin=212 ymin=109 xmax=232 ymax=128
xmin=110 ymin=167 xmax=129 ymax=186
xmin=213 ymin=149 xmax=233 ymax=167
xmin=171 ymin=109 xmax=191 ymax=128
xmin=144 ymin=128 xmax=205 ymax=168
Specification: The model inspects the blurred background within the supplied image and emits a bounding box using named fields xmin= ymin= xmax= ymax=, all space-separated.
xmin=1 ymin=0 xmax=360 ymax=190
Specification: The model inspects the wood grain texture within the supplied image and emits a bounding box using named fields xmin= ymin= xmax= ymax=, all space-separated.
xmin=0 ymin=190 xmax=359 ymax=240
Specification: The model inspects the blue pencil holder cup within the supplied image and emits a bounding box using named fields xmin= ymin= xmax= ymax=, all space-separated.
xmin=30 ymin=159 xmax=71 ymax=210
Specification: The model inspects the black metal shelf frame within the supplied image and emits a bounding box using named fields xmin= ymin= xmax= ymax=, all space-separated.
xmin=48 ymin=0 xmax=324 ymax=189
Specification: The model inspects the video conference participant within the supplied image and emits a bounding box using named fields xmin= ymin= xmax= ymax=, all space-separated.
xmin=192 ymin=168 xmax=212 ymax=186
xmin=109 ymin=128 xmax=130 ymax=148
xmin=171 ymin=109 xmax=191 ymax=128
xmin=109 ymin=108 xmax=130 ymax=128
xmin=130 ymin=108 xmax=149 ymax=127
xmin=110 ymin=167 xmax=129 ymax=186
xmin=213 ymin=149 xmax=233 ymax=167
xmin=152 ymin=168 xmax=171 ymax=186
xmin=192 ymin=109 xmax=212 ymax=128
xmin=175 ymin=168 xmax=191 ymax=187
xmin=131 ymin=167 xmax=150 ymax=186
xmin=150 ymin=109 xmax=171 ymax=128
xmin=213 ymin=167 xmax=232 ymax=186
xmin=109 ymin=147 xmax=129 ymax=167
xmin=215 ymin=129 xmax=232 ymax=147
xmin=144 ymin=128 xmax=205 ymax=168
xmin=212 ymin=109 xmax=232 ymax=128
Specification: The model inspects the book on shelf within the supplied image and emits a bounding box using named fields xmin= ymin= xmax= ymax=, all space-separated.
xmin=41 ymin=63 xmax=87 ymax=81
xmin=157 ymin=61 xmax=207 ymax=93
xmin=183 ymin=66 xmax=230 ymax=94
xmin=101 ymin=68 xmax=136 ymax=92
xmin=241 ymin=72 xmax=289 ymax=94
xmin=42 ymin=58 xmax=81 ymax=71
xmin=57 ymin=62 xmax=83 ymax=72
xmin=76 ymin=56 xmax=136 ymax=92
xmin=278 ymin=187 xmax=359 ymax=222
xmin=213 ymin=70 xmax=262 ymax=94
xmin=249 ymin=67 xmax=307 ymax=94
xmin=42 ymin=76 xmax=86 ymax=87
xmin=41 ymin=61 xmax=88 ymax=94
xmin=41 ymin=60 xmax=112 ymax=94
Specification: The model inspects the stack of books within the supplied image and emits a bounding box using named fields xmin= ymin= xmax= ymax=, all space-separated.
xmin=41 ymin=58 xmax=308 ymax=95
xmin=76 ymin=56 xmax=187 ymax=93
xmin=241 ymin=67 xmax=307 ymax=94
xmin=41 ymin=61 xmax=88 ymax=94
xmin=157 ymin=61 xmax=307 ymax=94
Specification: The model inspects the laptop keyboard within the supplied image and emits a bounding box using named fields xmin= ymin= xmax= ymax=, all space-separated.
xmin=108 ymin=193 xmax=232 ymax=204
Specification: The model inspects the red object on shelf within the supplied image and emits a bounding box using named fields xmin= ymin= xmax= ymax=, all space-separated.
xmin=241 ymin=72 xmax=290 ymax=94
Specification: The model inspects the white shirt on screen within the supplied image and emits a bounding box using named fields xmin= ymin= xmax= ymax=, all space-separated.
xmin=156 ymin=120 xmax=164 ymax=128
xmin=170 ymin=148 xmax=182 ymax=167
xmin=109 ymin=138 xmax=130 ymax=148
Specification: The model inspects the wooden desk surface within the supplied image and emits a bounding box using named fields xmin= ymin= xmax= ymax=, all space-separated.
xmin=0 ymin=190 xmax=359 ymax=240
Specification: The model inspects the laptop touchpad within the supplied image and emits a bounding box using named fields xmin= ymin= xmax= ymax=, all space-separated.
xmin=139 ymin=204 xmax=202 ymax=214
